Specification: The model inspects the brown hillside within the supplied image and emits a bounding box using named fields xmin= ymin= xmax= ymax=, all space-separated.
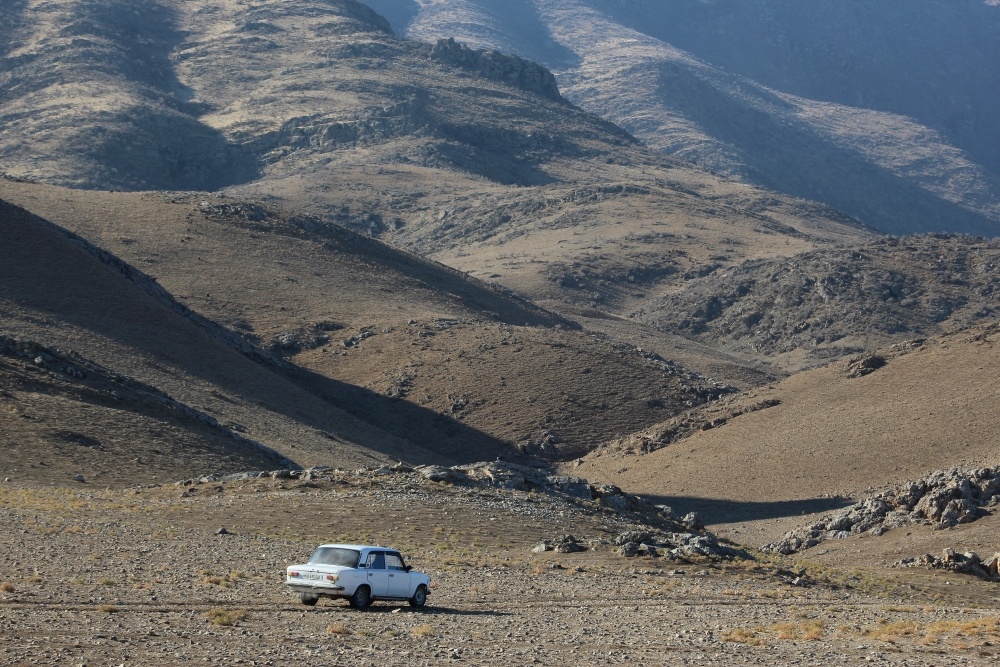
xmin=0 ymin=182 xmax=743 ymax=463
xmin=0 ymin=196 xmax=524 ymax=486
xmin=0 ymin=0 xmax=876 ymax=346
xmin=571 ymin=324 xmax=1000 ymax=542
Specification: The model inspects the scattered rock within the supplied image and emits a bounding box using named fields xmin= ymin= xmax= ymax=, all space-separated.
xmin=532 ymin=535 xmax=586 ymax=554
xmin=845 ymin=354 xmax=887 ymax=378
xmin=896 ymin=549 xmax=1000 ymax=581
xmin=72 ymin=474 xmax=85 ymax=483
xmin=215 ymin=527 xmax=230 ymax=535
xmin=766 ymin=466 xmax=1000 ymax=554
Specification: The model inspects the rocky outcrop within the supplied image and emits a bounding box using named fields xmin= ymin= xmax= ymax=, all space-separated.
xmin=896 ymin=549 xmax=1000 ymax=581
xmin=194 ymin=461 xmax=747 ymax=561
xmin=613 ymin=529 xmax=750 ymax=562
xmin=765 ymin=466 xmax=1000 ymax=555
xmin=642 ymin=236 xmax=1000 ymax=367
xmin=533 ymin=535 xmax=586 ymax=554
xmin=429 ymin=38 xmax=562 ymax=102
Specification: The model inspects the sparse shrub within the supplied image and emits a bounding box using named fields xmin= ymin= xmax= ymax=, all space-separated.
xmin=868 ymin=620 xmax=921 ymax=642
xmin=204 ymin=608 xmax=248 ymax=627
xmin=411 ymin=623 xmax=434 ymax=638
xmin=326 ymin=623 xmax=352 ymax=636
xmin=0 ymin=582 xmax=14 ymax=593
xmin=98 ymin=578 xmax=116 ymax=586
xmin=772 ymin=620 xmax=824 ymax=641
xmin=97 ymin=604 xmax=118 ymax=614
xmin=721 ymin=628 xmax=765 ymax=645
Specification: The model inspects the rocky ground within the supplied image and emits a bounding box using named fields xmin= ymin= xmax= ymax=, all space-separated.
xmin=2 ymin=467 xmax=999 ymax=666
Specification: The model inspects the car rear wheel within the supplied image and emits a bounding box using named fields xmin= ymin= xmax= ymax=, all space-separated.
xmin=349 ymin=585 xmax=371 ymax=609
xmin=409 ymin=585 xmax=427 ymax=608
xmin=300 ymin=593 xmax=319 ymax=606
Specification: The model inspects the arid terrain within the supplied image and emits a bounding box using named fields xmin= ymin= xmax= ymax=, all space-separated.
xmin=2 ymin=468 xmax=1000 ymax=666
xmin=3 ymin=1 xmax=1000 ymax=665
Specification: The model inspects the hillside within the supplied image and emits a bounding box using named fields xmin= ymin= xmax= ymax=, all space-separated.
xmin=382 ymin=0 xmax=1000 ymax=236
xmin=3 ymin=193 xmax=562 ymax=485
xmin=0 ymin=0 xmax=876 ymax=321
xmin=636 ymin=234 xmax=1000 ymax=370
xmin=1 ymin=181 xmax=755 ymax=475
xmin=571 ymin=324 xmax=1000 ymax=543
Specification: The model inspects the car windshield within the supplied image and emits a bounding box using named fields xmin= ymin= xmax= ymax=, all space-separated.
xmin=307 ymin=547 xmax=361 ymax=568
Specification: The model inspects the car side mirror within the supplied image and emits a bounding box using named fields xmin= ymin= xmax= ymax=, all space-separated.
xmin=405 ymin=565 xmax=412 ymax=572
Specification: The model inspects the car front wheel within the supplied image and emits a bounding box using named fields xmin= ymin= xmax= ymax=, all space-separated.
xmin=409 ymin=585 xmax=427 ymax=608
xmin=349 ymin=585 xmax=371 ymax=609
xmin=300 ymin=593 xmax=319 ymax=606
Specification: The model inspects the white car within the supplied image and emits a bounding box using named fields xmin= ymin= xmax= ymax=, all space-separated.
xmin=286 ymin=544 xmax=431 ymax=609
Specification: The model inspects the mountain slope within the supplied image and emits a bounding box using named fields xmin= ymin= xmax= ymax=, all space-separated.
xmin=0 ymin=180 xmax=746 ymax=462
xmin=571 ymin=324 xmax=1000 ymax=541
xmin=2 ymin=193 xmax=557 ymax=484
xmin=380 ymin=0 xmax=1000 ymax=235
xmin=0 ymin=0 xmax=880 ymax=371
xmin=637 ymin=235 xmax=1000 ymax=370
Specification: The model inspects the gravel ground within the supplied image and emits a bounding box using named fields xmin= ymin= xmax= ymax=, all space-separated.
xmin=1 ymin=477 xmax=999 ymax=666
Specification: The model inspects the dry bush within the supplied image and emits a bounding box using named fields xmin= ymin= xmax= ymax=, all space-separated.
xmin=410 ymin=623 xmax=434 ymax=638
xmin=326 ymin=623 xmax=353 ymax=636
xmin=204 ymin=608 xmax=249 ymax=627
xmin=97 ymin=604 xmax=118 ymax=614
xmin=868 ymin=620 xmax=922 ymax=642
xmin=0 ymin=582 xmax=14 ymax=593
xmin=772 ymin=620 xmax=825 ymax=641
xmin=721 ymin=628 xmax=766 ymax=646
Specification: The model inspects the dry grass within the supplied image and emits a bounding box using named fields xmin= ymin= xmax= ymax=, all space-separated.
xmin=97 ymin=604 xmax=118 ymax=614
xmin=204 ymin=608 xmax=249 ymax=627
xmin=772 ymin=620 xmax=825 ymax=641
xmin=200 ymin=570 xmax=243 ymax=587
xmin=721 ymin=628 xmax=766 ymax=646
xmin=326 ymin=623 xmax=353 ymax=636
xmin=410 ymin=623 xmax=435 ymax=638
xmin=0 ymin=582 xmax=14 ymax=593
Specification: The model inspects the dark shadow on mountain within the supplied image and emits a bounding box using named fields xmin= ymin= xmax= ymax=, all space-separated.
xmin=359 ymin=0 xmax=421 ymax=36
xmin=433 ymin=124 xmax=564 ymax=186
xmin=280 ymin=364 xmax=512 ymax=464
xmin=602 ymin=0 xmax=1000 ymax=176
xmin=642 ymin=494 xmax=853 ymax=526
xmin=656 ymin=66 xmax=1000 ymax=236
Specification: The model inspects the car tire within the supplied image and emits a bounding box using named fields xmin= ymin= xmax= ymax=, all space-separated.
xmin=349 ymin=585 xmax=371 ymax=610
xmin=300 ymin=593 xmax=319 ymax=606
xmin=409 ymin=585 xmax=427 ymax=608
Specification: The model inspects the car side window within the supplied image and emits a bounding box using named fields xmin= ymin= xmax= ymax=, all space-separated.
xmin=385 ymin=553 xmax=404 ymax=571
xmin=366 ymin=552 xmax=386 ymax=570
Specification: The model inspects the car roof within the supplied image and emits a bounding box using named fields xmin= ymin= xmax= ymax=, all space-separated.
xmin=315 ymin=544 xmax=397 ymax=552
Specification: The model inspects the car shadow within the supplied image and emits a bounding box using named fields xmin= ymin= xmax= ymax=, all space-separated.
xmin=314 ymin=605 xmax=512 ymax=617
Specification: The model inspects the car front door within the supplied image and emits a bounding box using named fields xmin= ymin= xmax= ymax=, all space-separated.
xmin=365 ymin=551 xmax=389 ymax=597
xmin=385 ymin=552 xmax=411 ymax=598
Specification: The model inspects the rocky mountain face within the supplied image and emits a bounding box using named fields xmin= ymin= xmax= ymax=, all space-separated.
xmin=378 ymin=0 xmax=1000 ymax=236
xmin=638 ymin=234 xmax=1000 ymax=369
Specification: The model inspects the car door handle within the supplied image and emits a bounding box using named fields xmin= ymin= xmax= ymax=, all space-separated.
xmin=389 ymin=574 xmax=394 ymax=578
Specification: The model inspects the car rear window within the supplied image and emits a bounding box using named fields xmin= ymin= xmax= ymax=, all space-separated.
xmin=308 ymin=547 xmax=361 ymax=567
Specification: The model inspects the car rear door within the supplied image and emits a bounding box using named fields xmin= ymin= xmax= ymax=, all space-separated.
xmin=364 ymin=551 xmax=389 ymax=597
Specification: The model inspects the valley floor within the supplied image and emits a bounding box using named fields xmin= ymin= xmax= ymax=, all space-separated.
xmin=1 ymin=477 xmax=998 ymax=666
